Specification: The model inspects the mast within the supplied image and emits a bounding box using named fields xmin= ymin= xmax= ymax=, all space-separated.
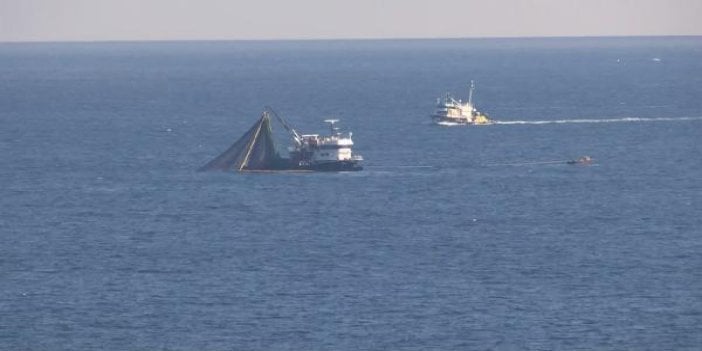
xmin=239 ymin=112 xmax=265 ymax=171
xmin=468 ymin=80 xmax=475 ymax=106
xmin=324 ymin=119 xmax=339 ymax=135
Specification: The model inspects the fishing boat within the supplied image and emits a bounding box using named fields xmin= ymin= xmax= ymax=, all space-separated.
xmin=431 ymin=81 xmax=491 ymax=125
xmin=199 ymin=108 xmax=363 ymax=172
xmin=291 ymin=119 xmax=364 ymax=171
xmin=566 ymin=156 xmax=593 ymax=165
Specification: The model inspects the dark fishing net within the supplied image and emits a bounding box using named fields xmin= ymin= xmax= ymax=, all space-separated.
xmin=199 ymin=113 xmax=287 ymax=171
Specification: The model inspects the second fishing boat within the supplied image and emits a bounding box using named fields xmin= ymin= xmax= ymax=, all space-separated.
xmin=431 ymin=81 xmax=492 ymax=125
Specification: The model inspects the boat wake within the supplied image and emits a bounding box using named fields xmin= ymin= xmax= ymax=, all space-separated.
xmin=484 ymin=159 xmax=594 ymax=167
xmin=484 ymin=160 xmax=567 ymax=166
xmin=365 ymin=165 xmax=435 ymax=169
xmin=493 ymin=116 xmax=702 ymax=125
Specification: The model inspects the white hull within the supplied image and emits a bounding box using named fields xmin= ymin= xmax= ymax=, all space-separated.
xmin=432 ymin=115 xmax=492 ymax=126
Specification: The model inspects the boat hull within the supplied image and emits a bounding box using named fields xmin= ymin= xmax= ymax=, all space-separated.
xmin=299 ymin=160 xmax=363 ymax=172
xmin=242 ymin=159 xmax=362 ymax=172
xmin=432 ymin=115 xmax=492 ymax=125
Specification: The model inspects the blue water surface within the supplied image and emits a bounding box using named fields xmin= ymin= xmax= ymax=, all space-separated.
xmin=1 ymin=37 xmax=701 ymax=350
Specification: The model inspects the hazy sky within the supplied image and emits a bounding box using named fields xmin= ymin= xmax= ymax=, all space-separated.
xmin=1 ymin=0 xmax=701 ymax=42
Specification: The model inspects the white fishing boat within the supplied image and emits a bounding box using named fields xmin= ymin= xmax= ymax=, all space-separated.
xmin=290 ymin=119 xmax=363 ymax=171
xmin=431 ymin=81 xmax=491 ymax=125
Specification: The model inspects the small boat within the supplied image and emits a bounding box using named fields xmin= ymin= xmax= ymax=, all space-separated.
xmin=566 ymin=156 xmax=593 ymax=165
xmin=199 ymin=108 xmax=363 ymax=172
xmin=431 ymin=81 xmax=492 ymax=125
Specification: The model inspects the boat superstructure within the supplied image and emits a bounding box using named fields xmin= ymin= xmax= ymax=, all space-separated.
xmin=431 ymin=81 xmax=491 ymax=125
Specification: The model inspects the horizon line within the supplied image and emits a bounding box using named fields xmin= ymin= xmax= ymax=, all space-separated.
xmin=1 ymin=34 xmax=700 ymax=45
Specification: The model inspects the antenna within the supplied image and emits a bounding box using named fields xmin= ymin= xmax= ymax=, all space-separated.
xmin=324 ymin=119 xmax=339 ymax=134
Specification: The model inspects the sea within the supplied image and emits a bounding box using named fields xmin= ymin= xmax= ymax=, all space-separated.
xmin=1 ymin=37 xmax=701 ymax=350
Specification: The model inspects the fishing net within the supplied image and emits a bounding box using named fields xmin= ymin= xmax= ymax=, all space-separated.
xmin=199 ymin=113 xmax=286 ymax=171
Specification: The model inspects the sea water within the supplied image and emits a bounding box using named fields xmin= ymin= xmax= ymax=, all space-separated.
xmin=1 ymin=37 xmax=701 ymax=350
